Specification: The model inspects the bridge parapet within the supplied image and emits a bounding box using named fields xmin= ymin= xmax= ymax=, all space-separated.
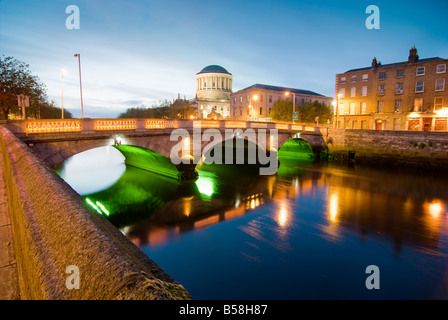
xmin=3 ymin=118 xmax=324 ymax=136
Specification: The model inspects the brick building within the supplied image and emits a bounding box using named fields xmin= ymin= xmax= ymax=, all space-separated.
xmin=335 ymin=47 xmax=448 ymax=131
xmin=230 ymin=84 xmax=332 ymax=121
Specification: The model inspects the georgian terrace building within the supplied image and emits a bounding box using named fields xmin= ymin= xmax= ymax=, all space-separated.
xmin=230 ymin=84 xmax=332 ymax=121
xmin=335 ymin=47 xmax=448 ymax=131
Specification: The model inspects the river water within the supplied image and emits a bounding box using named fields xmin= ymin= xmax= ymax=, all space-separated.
xmin=55 ymin=145 xmax=448 ymax=299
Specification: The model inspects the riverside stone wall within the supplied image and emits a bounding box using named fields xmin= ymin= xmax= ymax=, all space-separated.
xmin=0 ymin=127 xmax=192 ymax=300
xmin=325 ymin=129 xmax=448 ymax=172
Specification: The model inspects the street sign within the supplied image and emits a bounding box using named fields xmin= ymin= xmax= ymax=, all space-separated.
xmin=292 ymin=112 xmax=299 ymax=121
xmin=17 ymin=94 xmax=30 ymax=120
xmin=17 ymin=94 xmax=30 ymax=108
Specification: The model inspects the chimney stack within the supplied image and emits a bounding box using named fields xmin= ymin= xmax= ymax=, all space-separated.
xmin=408 ymin=46 xmax=419 ymax=63
xmin=372 ymin=57 xmax=378 ymax=69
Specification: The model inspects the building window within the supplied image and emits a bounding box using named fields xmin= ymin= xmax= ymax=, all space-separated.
xmin=379 ymin=72 xmax=386 ymax=80
xmin=340 ymin=77 xmax=346 ymax=84
xmin=234 ymin=97 xmax=237 ymax=104
xmin=416 ymin=67 xmax=425 ymax=76
xmin=436 ymin=64 xmax=446 ymax=74
xmin=434 ymin=97 xmax=444 ymax=111
xmin=361 ymin=120 xmax=368 ymax=130
xmin=204 ymin=82 xmax=207 ymax=88
xmin=240 ymin=96 xmax=243 ymax=103
xmin=260 ymin=108 xmax=263 ymax=115
xmin=394 ymin=99 xmax=402 ymax=112
xmin=361 ymin=86 xmax=367 ymax=96
xmin=396 ymin=69 xmax=404 ymax=78
xmin=435 ymin=79 xmax=445 ymax=91
xmin=414 ymin=98 xmax=423 ymax=112
xmin=377 ymin=101 xmax=384 ymax=113
xmin=339 ymin=88 xmax=345 ymax=98
xmin=350 ymin=87 xmax=356 ymax=97
xmin=361 ymin=102 xmax=367 ymax=114
xmin=260 ymin=95 xmax=263 ymax=102
xmin=415 ymin=81 xmax=424 ymax=93
xmin=212 ymin=82 xmax=216 ymax=88
xmin=362 ymin=74 xmax=368 ymax=81
xmin=435 ymin=118 xmax=448 ymax=131
xmin=395 ymin=82 xmax=403 ymax=94
xmin=408 ymin=119 xmax=420 ymax=131
xmin=378 ymin=85 xmax=385 ymax=95
xmin=269 ymin=95 xmax=272 ymax=103
xmin=247 ymin=95 xmax=249 ymax=102
xmin=349 ymin=102 xmax=356 ymax=114
xmin=351 ymin=76 xmax=357 ymax=83
xmin=338 ymin=103 xmax=345 ymax=115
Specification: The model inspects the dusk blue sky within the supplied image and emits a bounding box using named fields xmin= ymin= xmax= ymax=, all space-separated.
xmin=1 ymin=0 xmax=447 ymax=118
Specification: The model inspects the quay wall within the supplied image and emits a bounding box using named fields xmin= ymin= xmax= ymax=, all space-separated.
xmin=323 ymin=129 xmax=448 ymax=172
xmin=0 ymin=127 xmax=192 ymax=300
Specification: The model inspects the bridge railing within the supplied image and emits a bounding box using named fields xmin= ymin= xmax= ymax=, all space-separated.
xmin=3 ymin=118 xmax=325 ymax=135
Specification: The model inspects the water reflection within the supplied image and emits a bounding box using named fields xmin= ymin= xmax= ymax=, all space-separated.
xmin=55 ymin=146 xmax=126 ymax=195
xmin=55 ymin=146 xmax=448 ymax=299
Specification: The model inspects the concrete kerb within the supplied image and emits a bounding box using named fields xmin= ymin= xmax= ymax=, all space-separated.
xmin=0 ymin=127 xmax=192 ymax=300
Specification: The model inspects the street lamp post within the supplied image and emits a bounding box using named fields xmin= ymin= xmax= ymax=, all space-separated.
xmin=334 ymin=93 xmax=341 ymax=128
xmin=285 ymin=91 xmax=296 ymax=123
xmin=61 ymin=69 xmax=66 ymax=119
xmin=74 ymin=53 xmax=84 ymax=119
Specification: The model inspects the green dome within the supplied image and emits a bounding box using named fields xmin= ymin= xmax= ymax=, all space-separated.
xmin=197 ymin=65 xmax=231 ymax=75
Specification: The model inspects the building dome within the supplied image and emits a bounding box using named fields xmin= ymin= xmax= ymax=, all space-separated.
xmin=194 ymin=65 xmax=233 ymax=119
xmin=197 ymin=65 xmax=231 ymax=75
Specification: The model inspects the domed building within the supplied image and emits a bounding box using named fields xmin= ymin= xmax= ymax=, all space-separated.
xmin=193 ymin=65 xmax=233 ymax=119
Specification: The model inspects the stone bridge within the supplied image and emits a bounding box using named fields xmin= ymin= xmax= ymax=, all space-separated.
xmin=3 ymin=119 xmax=333 ymax=179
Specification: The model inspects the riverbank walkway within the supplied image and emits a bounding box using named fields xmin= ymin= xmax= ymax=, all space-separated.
xmin=0 ymin=145 xmax=19 ymax=300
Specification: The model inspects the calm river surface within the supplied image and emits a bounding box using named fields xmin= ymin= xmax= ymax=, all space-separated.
xmin=56 ymin=146 xmax=448 ymax=299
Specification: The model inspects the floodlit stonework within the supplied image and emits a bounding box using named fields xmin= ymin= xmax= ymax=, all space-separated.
xmin=335 ymin=47 xmax=448 ymax=131
xmin=192 ymin=65 xmax=232 ymax=119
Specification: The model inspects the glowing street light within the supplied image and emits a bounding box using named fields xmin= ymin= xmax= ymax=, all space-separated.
xmin=74 ymin=53 xmax=84 ymax=119
xmin=249 ymin=94 xmax=259 ymax=120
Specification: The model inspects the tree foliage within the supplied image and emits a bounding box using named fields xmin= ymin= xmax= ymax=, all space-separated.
xmin=270 ymin=100 xmax=293 ymax=122
xmin=298 ymin=101 xmax=333 ymax=124
xmin=0 ymin=55 xmax=47 ymax=119
xmin=118 ymin=99 xmax=196 ymax=119
xmin=37 ymin=100 xmax=73 ymax=119
xmin=270 ymin=99 xmax=333 ymax=124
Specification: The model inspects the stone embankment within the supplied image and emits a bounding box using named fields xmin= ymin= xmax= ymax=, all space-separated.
xmin=0 ymin=127 xmax=192 ymax=300
xmin=322 ymin=129 xmax=448 ymax=173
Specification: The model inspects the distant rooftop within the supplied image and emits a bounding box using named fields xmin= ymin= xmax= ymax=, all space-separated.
xmin=197 ymin=65 xmax=231 ymax=75
xmin=342 ymin=47 xmax=446 ymax=74
xmin=345 ymin=57 xmax=445 ymax=73
xmin=238 ymin=84 xmax=328 ymax=97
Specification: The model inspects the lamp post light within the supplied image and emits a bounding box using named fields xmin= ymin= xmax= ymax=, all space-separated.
xmin=249 ymin=94 xmax=259 ymax=120
xmin=334 ymin=93 xmax=341 ymax=128
xmin=61 ymin=69 xmax=66 ymax=119
xmin=74 ymin=53 xmax=84 ymax=119
xmin=285 ymin=91 xmax=296 ymax=123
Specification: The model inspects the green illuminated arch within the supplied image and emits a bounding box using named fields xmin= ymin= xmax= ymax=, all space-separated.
xmin=114 ymin=145 xmax=180 ymax=180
